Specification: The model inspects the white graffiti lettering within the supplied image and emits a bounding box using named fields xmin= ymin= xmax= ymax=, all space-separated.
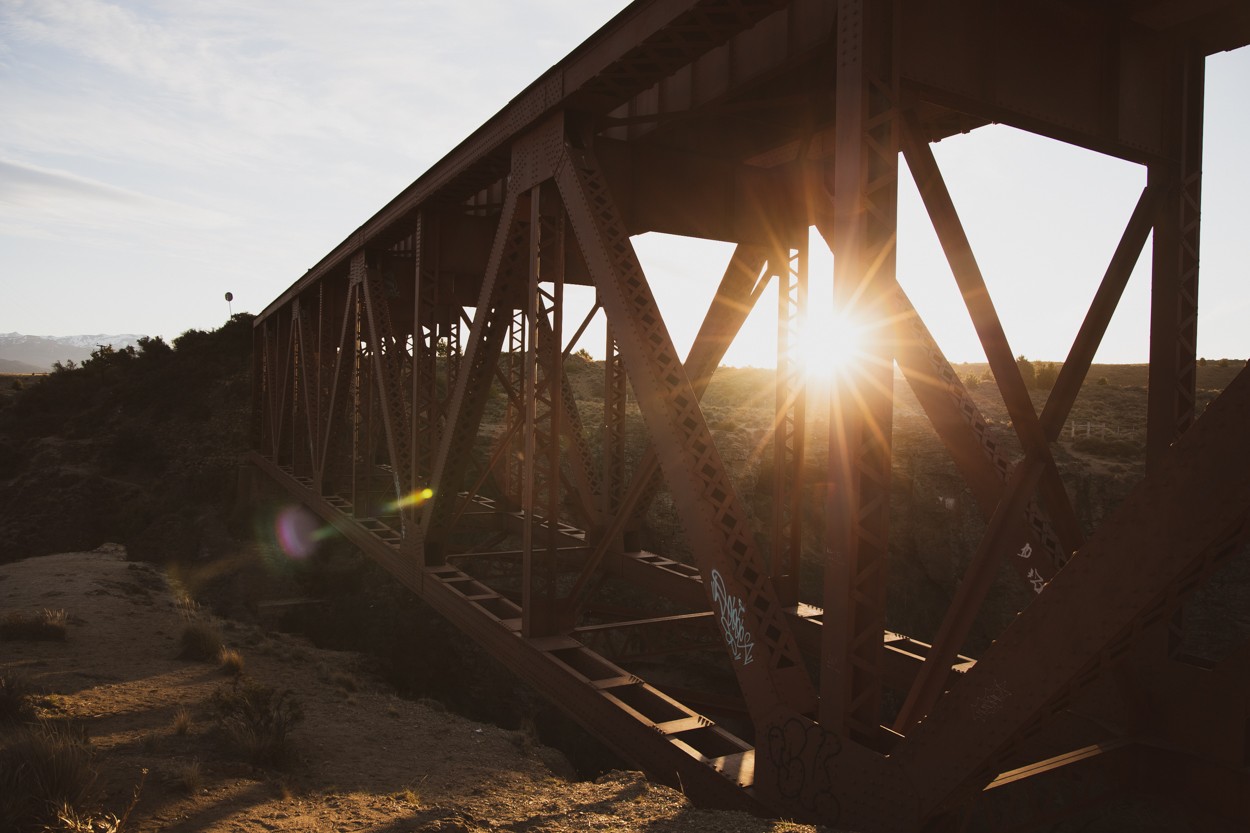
xmin=1026 ymin=567 xmax=1045 ymax=594
xmin=1015 ymin=542 xmax=1032 ymax=559
xmin=710 ymin=569 xmax=755 ymax=665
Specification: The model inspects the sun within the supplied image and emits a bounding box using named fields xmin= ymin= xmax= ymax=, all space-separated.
xmin=793 ymin=310 xmax=866 ymax=386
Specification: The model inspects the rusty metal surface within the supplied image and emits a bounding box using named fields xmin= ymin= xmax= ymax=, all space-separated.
xmin=251 ymin=1 xmax=1250 ymax=830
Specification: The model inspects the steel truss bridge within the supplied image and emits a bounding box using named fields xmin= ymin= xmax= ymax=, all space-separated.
xmin=251 ymin=1 xmax=1250 ymax=829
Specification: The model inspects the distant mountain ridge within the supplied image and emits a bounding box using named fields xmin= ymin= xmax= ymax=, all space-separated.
xmin=0 ymin=332 xmax=148 ymax=372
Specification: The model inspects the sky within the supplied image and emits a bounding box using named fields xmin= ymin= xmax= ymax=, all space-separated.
xmin=1 ymin=0 xmax=1247 ymax=367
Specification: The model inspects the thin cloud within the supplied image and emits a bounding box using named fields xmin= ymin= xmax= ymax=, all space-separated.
xmin=0 ymin=157 xmax=155 ymax=207
xmin=0 ymin=157 xmax=232 ymax=233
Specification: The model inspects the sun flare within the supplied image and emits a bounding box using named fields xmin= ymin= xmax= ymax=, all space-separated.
xmin=794 ymin=311 xmax=866 ymax=386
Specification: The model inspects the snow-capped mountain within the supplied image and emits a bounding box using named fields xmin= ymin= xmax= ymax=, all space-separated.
xmin=0 ymin=332 xmax=148 ymax=372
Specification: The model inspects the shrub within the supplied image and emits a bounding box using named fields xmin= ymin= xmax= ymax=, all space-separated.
xmin=0 ymin=609 xmax=68 ymax=642
xmin=0 ymin=721 xmax=96 ymax=831
xmin=136 ymin=335 xmax=171 ymax=359
xmin=1016 ymin=355 xmax=1036 ymax=389
xmin=209 ymin=680 xmax=303 ymax=767
xmin=1034 ymin=361 xmax=1060 ymax=391
xmin=10 ymin=379 xmax=22 ymax=391
xmin=0 ymin=672 xmax=35 ymax=723
xmin=176 ymin=622 xmax=223 ymax=661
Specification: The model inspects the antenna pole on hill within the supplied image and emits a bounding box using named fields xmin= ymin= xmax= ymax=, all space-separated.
xmin=225 ymin=291 xmax=234 ymax=317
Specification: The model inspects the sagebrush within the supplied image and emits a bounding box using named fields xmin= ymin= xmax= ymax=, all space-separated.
xmin=209 ymin=680 xmax=303 ymax=767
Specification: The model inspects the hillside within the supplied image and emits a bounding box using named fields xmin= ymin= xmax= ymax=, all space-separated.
xmin=1 ymin=547 xmax=816 ymax=833
xmin=0 ymin=358 xmax=43 ymax=374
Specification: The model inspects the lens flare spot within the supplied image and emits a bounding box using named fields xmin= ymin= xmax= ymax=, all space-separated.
xmin=387 ymin=487 xmax=435 ymax=513
xmin=274 ymin=505 xmax=325 ymax=559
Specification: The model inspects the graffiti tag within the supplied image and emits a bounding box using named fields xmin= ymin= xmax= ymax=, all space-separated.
xmin=710 ymin=569 xmax=755 ymax=666
xmin=1026 ymin=567 xmax=1045 ymax=594
xmin=766 ymin=717 xmax=842 ymax=821
xmin=1015 ymin=542 xmax=1032 ymax=559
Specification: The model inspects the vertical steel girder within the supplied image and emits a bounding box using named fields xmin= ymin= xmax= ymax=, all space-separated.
xmin=821 ymin=0 xmax=898 ymax=750
xmin=770 ymin=240 xmax=807 ymax=606
xmin=413 ymin=211 xmax=443 ymax=488
xmin=247 ymin=4 xmax=1250 ymax=830
xmin=602 ymin=329 xmax=627 ymax=520
xmin=1147 ymin=46 xmax=1205 ymax=472
xmin=521 ymin=185 xmax=566 ymax=636
xmin=359 ymin=252 xmax=417 ymax=548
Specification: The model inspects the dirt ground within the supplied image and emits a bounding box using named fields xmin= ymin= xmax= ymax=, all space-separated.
xmin=1 ymin=546 xmax=827 ymax=833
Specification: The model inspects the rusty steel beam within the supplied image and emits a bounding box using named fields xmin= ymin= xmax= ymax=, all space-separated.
xmin=770 ymin=239 xmax=807 ymax=606
xmin=556 ymin=134 xmax=818 ymax=719
xmin=820 ymin=0 xmax=899 ymax=751
xmin=521 ymin=185 xmax=566 ymax=636
xmin=901 ymin=111 xmax=1085 ymax=559
xmin=1147 ymin=45 xmax=1205 ymax=472
xmin=564 ymin=243 xmax=768 ymax=610
xmin=1041 ymin=182 xmax=1161 ymax=441
xmin=894 ymin=365 xmax=1250 ymax=820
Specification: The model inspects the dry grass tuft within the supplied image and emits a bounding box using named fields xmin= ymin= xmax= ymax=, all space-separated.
xmin=217 ymin=648 xmax=245 ymax=677
xmin=169 ymin=759 xmax=201 ymax=795
xmin=173 ymin=591 xmax=199 ymax=620
xmin=270 ymin=777 xmax=294 ymax=801
xmin=175 ymin=622 xmax=222 ymax=661
xmin=392 ymin=785 xmax=421 ymax=806
xmin=170 ymin=707 xmax=192 ymax=736
xmin=1 ymin=608 xmax=68 ymax=642
xmin=0 ymin=720 xmax=96 ymax=831
xmin=52 ymin=767 xmax=147 ymax=832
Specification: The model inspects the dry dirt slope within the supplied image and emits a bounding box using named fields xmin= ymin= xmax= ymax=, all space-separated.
xmin=0 ymin=546 xmax=827 ymax=833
